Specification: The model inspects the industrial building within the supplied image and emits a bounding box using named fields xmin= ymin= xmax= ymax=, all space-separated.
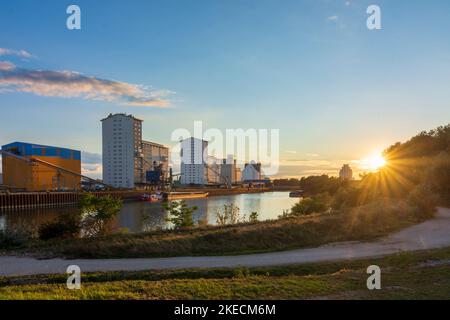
xmin=339 ymin=164 xmax=353 ymax=180
xmin=101 ymin=113 xmax=169 ymax=189
xmin=242 ymin=162 xmax=262 ymax=181
xmin=1 ymin=142 xmax=81 ymax=191
xmin=220 ymin=155 xmax=242 ymax=185
xmin=180 ymin=137 xmax=209 ymax=185
xmin=141 ymin=140 xmax=169 ymax=185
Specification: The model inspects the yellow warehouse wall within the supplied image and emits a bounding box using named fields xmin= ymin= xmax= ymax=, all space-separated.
xmin=2 ymin=156 xmax=81 ymax=191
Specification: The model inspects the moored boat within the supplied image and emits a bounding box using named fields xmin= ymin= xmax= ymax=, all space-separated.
xmin=289 ymin=190 xmax=304 ymax=198
xmin=138 ymin=193 xmax=164 ymax=202
xmin=164 ymin=192 xmax=209 ymax=200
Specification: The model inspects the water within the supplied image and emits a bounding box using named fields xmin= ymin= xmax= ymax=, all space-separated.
xmin=0 ymin=192 xmax=299 ymax=234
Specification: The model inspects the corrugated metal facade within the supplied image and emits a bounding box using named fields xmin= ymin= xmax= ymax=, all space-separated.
xmin=1 ymin=142 xmax=81 ymax=191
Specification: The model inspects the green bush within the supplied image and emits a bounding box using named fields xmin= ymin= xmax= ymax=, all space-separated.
xmin=79 ymin=193 xmax=123 ymax=236
xmin=342 ymin=199 xmax=418 ymax=237
xmin=407 ymin=184 xmax=438 ymax=220
xmin=331 ymin=186 xmax=360 ymax=209
xmin=38 ymin=214 xmax=81 ymax=240
xmin=249 ymin=211 xmax=259 ymax=223
xmin=0 ymin=228 xmax=33 ymax=247
xmin=216 ymin=203 xmax=244 ymax=225
xmin=291 ymin=193 xmax=331 ymax=215
xmin=164 ymin=200 xmax=197 ymax=229
xmin=424 ymin=152 xmax=450 ymax=205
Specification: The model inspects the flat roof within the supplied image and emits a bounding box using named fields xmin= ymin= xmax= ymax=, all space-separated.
xmin=100 ymin=113 xmax=143 ymax=122
xmin=142 ymin=140 xmax=168 ymax=149
xmin=1 ymin=142 xmax=81 ymax=160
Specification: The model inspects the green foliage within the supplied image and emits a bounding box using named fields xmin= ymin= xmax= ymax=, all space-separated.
xmin=407 ymin=184 xmax=439 ymax=220
xmin=163 ymin=200 xmax=197 ymax=229
xmin=424 ymin=152 xmax=450 ymax=205
xmin=331 ymin=186 xmax=361 ymax=209
xmin=330 ymin=124 xmax=449 ymax=210
xmin=249 ymin=211 xmax=259 ymax=223
xmin=79 ymin=193 xmax=123 ymax=236
xmin=274 ymin=176 xmax=347 ymax=195
xmin=298 ymin=175 xmax=348 ymax=196
xmin=216 ymin=203 xmax=244 ymax=225
xmin=0 ymin=229 xmax=33 ymax=247
xmin=38 ymin=213 xmax=81 ymax=240
xmin=290 ymin=193 xmax=331 ymax=216
xmin=272 ymin=178 xmax=301 ymax=187
xmin=381 ymin=124 xmax=450 ymax=202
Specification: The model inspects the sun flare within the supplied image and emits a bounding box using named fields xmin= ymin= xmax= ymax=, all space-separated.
xmin=361 ymin=152 xmax=387 ymax=171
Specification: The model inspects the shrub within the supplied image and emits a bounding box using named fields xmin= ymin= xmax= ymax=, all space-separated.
xmin=407 ymin=184 xmax=438 ymax=220
xmin=343 ymin=199 xmax=418 ymax=237
xmin=0 ymin=228 xmax=33 ymax=247
xmin=216 ymin=203 xmax=244 ymax=225
xmin=424 ymin=152 xmax=450 ymax=205
xmin=163 ymin=200 xmax=197 ymax=229
xmin=331 ymin=186 xmax=361 ymax=209
xmin=291 ymin=193 xmax=331 ymax=215
xmin=38 ymin=213 xmax=81 ymax=240
xmin=79 ymin=193 xmax=123 ymax=236
xmin=249 ymin=211 xmax=259 ymax=223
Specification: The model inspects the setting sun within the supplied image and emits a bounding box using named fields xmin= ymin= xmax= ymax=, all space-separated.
xmin=361 ymin=152 xmax=387 ymax=171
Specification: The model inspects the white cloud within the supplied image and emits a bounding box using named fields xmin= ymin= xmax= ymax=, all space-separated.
xmin=0 ymin=62 xmax=172 ymax=107
xmin=0 ymin=48 xmax=33 ymax=58
xmin=327 ymin=15 xmax=339 ymax=21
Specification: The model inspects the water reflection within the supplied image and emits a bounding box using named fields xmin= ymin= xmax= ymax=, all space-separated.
xmin=0 ymin=192 xmax=298 ymax=234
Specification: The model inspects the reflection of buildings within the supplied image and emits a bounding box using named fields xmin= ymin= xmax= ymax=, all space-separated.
xmin=339 ymin=164 xmax=353 ymax=180
xmin=1 ymin=142 xmax=81 ymax=191
xmin=102 ymin=113 xmax=169 ymax=189
xmin=180 ymin=137 xmax=208 ymax=185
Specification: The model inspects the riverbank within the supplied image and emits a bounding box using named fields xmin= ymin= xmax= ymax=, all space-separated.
xmin=0 ymin=200 xmax=434 ymax=259
xmin=2 ymin=246 xmax=450 ymax=299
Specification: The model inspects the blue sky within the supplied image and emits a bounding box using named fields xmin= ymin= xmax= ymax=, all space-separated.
xmin=1 ymin=0 xmax=449 ymax=178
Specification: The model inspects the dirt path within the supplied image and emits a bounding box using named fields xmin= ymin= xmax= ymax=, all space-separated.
xmin=1 ymin=207 xmax=449 ymax=277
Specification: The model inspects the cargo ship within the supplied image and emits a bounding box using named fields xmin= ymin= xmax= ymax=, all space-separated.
xmin=164 ymin=191 xmax=209 ymax=200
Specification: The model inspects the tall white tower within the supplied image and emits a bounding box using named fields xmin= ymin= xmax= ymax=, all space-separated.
xmin=180 ymin=137 xmax=208 ymax=185
xmin=101 ymin=113 xmax=142 ymax=189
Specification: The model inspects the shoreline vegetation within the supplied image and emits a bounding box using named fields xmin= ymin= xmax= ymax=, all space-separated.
xmin=0 ymin=199 xmax=433 ymax=259
xmin=2 ymin=246 xmax=450 ymax=299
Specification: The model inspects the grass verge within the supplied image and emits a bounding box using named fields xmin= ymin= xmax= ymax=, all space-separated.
xmin=1 ymin=246 xmax=450 ymax=299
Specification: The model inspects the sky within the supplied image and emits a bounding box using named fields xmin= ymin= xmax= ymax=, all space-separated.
xmin=1 ymin=0 xmax=449 ymax=179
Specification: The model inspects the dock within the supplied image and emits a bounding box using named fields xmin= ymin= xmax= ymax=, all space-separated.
xmin=0 ymin=191 xmax=142 ymax=211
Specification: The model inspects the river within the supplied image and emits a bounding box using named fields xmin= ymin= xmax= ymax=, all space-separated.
xmin=0 ymin=191 xmax=299 ymax=234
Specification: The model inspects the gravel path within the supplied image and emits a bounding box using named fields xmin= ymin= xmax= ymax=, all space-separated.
xmin=1 ymin=207 xmax=449 ymax=277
